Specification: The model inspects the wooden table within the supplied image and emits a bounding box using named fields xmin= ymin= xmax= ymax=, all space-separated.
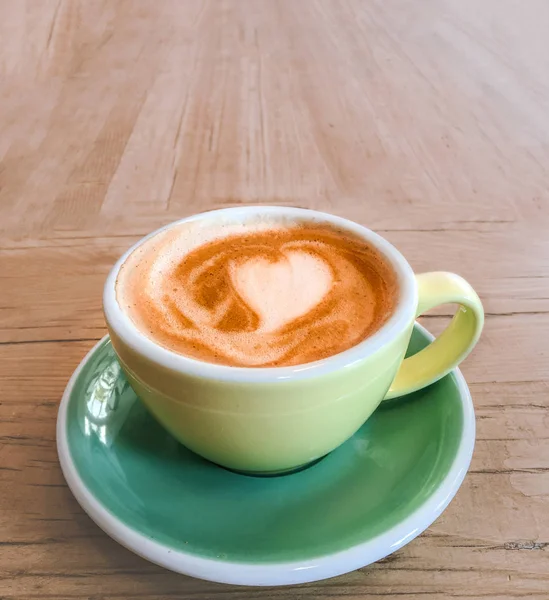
xmin=1 ymin=1 xmax=548 ymax=598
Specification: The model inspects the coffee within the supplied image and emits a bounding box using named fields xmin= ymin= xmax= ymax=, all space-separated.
xmin=116 ymin=218 xmax=398 ymax=367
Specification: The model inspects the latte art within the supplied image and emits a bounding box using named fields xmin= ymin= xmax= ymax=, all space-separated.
xmin=231 ymin=250 xmax=332 ymax=334
xmin=116 ymin=220 xmax=398 ymax=367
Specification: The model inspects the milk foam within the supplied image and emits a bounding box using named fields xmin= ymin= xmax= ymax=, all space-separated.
xmin=116 ymin=217 xmax=397 ymax=367
xmin=231 ymin=251 xmax=333 ymax=333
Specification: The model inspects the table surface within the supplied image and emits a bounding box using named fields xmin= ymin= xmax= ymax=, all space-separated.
xmin=1 ymin=1 xmax=548 ymax=598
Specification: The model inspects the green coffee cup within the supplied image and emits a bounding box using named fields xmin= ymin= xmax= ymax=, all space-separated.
xmin=104 ymin=207 xmax=483 ymax=473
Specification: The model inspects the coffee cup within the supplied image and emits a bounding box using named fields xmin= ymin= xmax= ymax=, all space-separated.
xmin=103 ymin=206 xmax=483 ymax=474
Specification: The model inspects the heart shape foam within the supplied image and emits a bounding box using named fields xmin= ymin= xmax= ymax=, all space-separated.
xmin=231 ymin=251 xmax=333 ymax=332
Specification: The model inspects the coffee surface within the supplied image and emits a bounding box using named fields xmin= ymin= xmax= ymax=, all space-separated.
xmin=116 ymin=219 xmax=398 ymax=367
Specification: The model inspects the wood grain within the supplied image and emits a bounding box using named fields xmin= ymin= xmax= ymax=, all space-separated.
xmin=1 ymin=1 xmax=548 ymax=598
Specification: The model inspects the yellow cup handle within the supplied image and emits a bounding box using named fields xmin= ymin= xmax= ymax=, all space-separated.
xmin=385 ymin=272 xmax=484 ymax=400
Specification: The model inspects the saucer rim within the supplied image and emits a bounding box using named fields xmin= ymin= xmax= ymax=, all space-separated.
xmin=56 ymin=323 xmax=475 ymax=586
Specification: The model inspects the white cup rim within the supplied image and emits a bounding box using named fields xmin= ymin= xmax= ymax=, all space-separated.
xmin=103 ymin=206 xmax=417 ymax=382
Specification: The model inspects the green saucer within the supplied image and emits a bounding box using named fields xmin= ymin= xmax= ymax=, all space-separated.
xmin=57 ymin=324 xmax=475 ymax=586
